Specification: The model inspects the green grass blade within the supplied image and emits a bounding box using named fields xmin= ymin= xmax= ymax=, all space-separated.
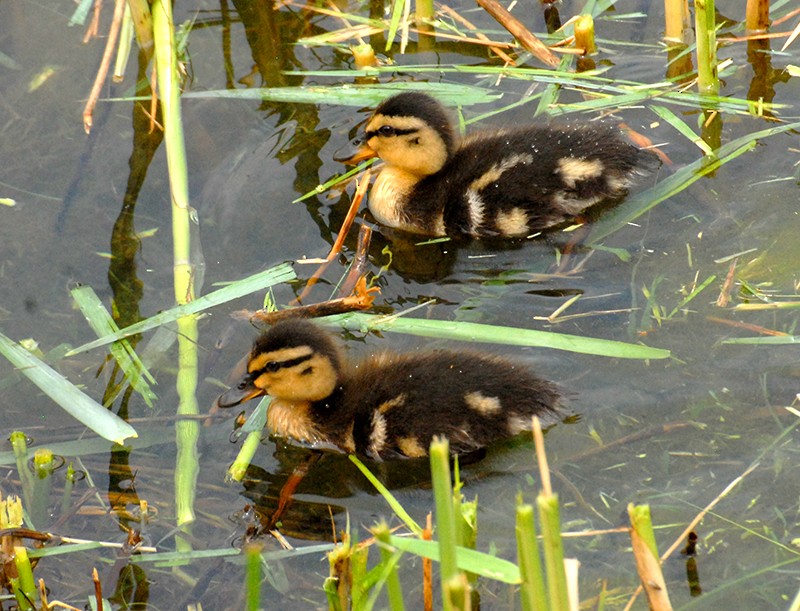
xmin=0 ymin=332 xmax=138 ymax=444
xmin=322 ymin=312 xmax=669 ymax=359
xmin=179 ymin=82 xmax=502 ymax=107
xmin=385 ymin=0 xmax=405 ymax=51
xmin=66 ymin=262 xmax=296 ymax=355
xmin=71 ymin=285 xmax=157 ymax=407
xmin=349 ymin=455 xmax=422 ymax=535
xmin=387 ymin=536 xmax=521 ymax=584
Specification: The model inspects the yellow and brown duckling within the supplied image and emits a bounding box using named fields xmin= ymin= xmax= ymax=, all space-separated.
xmin=217 ymin=319 xmax=561 ymax=460
xmin=336 ymin=92 xmax=657 ymax=238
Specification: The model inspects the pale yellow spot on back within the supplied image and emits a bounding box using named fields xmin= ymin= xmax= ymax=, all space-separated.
xmin=468 ymin=153 xmax=534 ymax=192
xmin=465 ymin=391 xmax=502 ymax=415
xmin=556 ymin=158 xmax=605 ymax=188
xmin=378 ymin=393 xmax=407 ymax=413
xmin=397 ymin=436 xmax=427 ymax=458
xmin=495 ymin=208 xmax=529 ymax=236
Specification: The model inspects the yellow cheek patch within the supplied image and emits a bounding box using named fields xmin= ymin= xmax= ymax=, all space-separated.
xmin=465 ymin=391 xmax=502 ymax=415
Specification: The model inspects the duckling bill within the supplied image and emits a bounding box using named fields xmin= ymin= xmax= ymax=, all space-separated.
xmin=217 ymin=319 xmax=561 ymax=460
xmin=336 ymin=92 xmax=657 ymax=238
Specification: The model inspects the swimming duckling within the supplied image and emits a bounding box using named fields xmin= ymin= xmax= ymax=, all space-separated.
xmin=217 ymin=319 xmax=561 ymax=460
xmin=336 ymin=92 xmax=657 ymax=238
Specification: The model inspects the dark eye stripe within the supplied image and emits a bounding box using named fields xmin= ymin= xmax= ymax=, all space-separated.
xmin=258 ymin=353 xmax=312 ymax=374
xmin=366 ymin=126 xmax=418 ymax=139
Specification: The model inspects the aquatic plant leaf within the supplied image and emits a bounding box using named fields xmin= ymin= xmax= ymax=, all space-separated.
xmin=66 ymin=262 xmax=296 ymax=355
xmin=323 ymin=312 xmax=670 ymax=359
xmin=0 ymin=332 xmax=138 ymax=444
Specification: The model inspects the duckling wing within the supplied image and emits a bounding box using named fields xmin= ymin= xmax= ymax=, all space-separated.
xmin=346 ymin=351 xmax=561 ymax=460
xmin=410 ymin=125 xmax=654 ymax=237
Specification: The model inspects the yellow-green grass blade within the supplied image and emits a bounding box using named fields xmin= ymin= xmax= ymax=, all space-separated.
xmin=0 ymin=332 xmax=137 ymax=444
xmin=71 ymin=285 xmax=157 ymax=407
xmin=66 ymin=262 xmax=296 ymax=355
xmin=387 ymin=536 xmax=521 ymax=584
xmin=321 ymin=312 xmax=670 ymax=359
xmin=350 ymin=455 xmax=422 ymax=535
xmin=178 ymin=82 xmax=502 ymax=107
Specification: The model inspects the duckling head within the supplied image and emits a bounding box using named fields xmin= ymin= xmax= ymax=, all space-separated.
xmin=337 ymin=92 xmax=456 ymax=177
xmin=217 ymin=319 xmax=342 ymax=408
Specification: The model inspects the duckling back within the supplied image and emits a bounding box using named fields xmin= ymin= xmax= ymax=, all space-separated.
xmin=405 ymin=122 xmax=656 ymax=238
xmin=337 ymin=349 xmax=561 ymax=460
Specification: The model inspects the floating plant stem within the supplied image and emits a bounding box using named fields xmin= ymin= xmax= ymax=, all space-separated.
xmin=694 ymin=0 xmax=719 ymax=95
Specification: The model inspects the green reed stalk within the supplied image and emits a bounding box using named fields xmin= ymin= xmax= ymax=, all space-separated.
xmin=244 ymin=543 xmax=263 ymax=611
xmin=59 ymin=462 xmax=77 ymax=516
xmin=415 ymin=0 xmax=434 ymax=22
xmin=628 ymin=504 xmax=673 ymax=610
xmin=1 ymin=495 xmax=37 ymax=609
xmin=152 ymin=0 xmax=200 ymax=547
xmin=374 ymin=521 xmax=406 ymax=611
xmin=538 ymin=494 xmax=569 ymax=610
xmin=228 ymin=430 xmax=262 ymax=482
xmin=30 ymin=448 xmax=55 ymax=529
xmin=516 ymin=499 xmax=547 ymax=611
xmin=694 ymin=0 xmax=719 ymax=94
xmin=10 ymin=431 xmax=33 ymax=511
xmin=430 ymin=437 xmax=463 ymax=610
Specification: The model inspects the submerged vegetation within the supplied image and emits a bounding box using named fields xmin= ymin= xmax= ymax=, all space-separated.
xmin=1 ymin=0 xmax=800 ymax=608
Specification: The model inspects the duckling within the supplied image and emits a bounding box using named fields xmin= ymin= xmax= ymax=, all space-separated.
xmin=217 ymin=319 xmax=561 ymax=460
xmin=336 ymin=92 xmax=657 ymax=238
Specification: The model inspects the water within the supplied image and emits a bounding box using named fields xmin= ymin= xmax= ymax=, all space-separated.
xmin=1 ymin=0 xmax=799 ymax=608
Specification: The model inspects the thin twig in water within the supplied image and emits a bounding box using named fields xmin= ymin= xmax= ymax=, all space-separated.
xmin=82 ymin=0 xmax=126 ymax=133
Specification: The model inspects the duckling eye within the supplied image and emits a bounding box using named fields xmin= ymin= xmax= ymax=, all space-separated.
xmin=265 ymin=361 xmax=280 ymax=373
xmin=378 ymin=125 xmax=396 ymax=137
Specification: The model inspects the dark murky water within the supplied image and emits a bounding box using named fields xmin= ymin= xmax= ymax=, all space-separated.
xmin=1 ymin=0 xmax=799 ymax=608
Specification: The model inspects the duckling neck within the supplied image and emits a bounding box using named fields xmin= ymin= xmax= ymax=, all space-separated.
xmin=370 ymin=167 xmax=446 ymax=236
xmin=267 ymin=390 xmax=358 ymax=453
